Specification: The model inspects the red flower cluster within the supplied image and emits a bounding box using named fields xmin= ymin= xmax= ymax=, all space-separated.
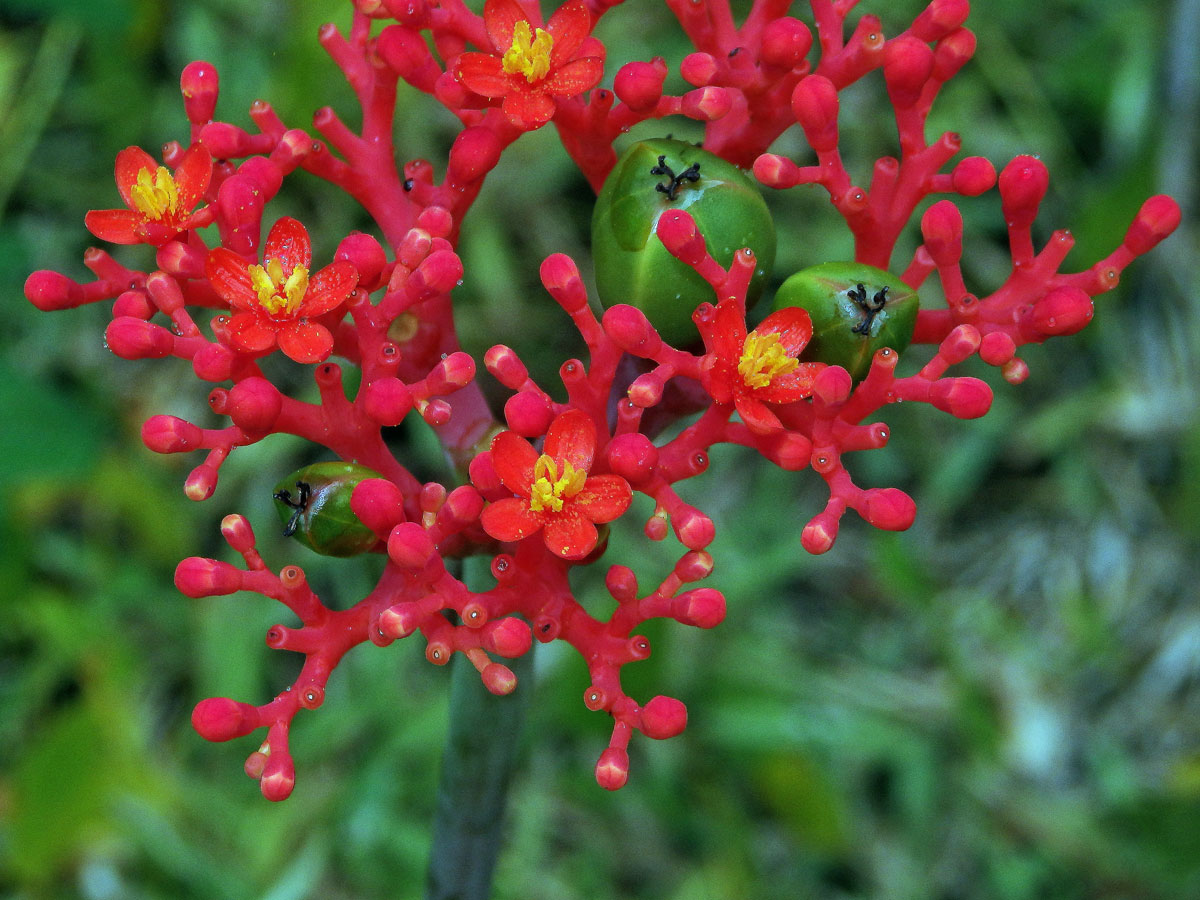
xmin=23 ymin=0 xmax=1181 ymax=808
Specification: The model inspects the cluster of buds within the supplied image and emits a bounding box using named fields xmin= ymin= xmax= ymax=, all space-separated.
xmin=25 ymin=0 xmax=1178 ymax=801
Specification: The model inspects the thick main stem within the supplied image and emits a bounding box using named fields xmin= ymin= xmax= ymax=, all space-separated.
xmin=425 ymin=563 xmax=535 ymax=900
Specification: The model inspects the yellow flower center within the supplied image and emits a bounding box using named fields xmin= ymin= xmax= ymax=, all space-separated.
xmin=529 ymin=454 xmax=586 ymax=513
xmin=737 ymin=330 xmax=799 ymax=389
xmin=247 ymin=257 xmax=310 ymax=317
xmin=130 ymin=166 xmax=181 ymax=220
xmin=502 ymin=21 xmax=553 ymax=83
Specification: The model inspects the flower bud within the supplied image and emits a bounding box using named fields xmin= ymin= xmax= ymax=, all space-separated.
xmin=910 ymin=0 xmax=970 ymax=42
xmin=606 ymin=432 xmax=659 ymax=483
xmin=674 ymin=550 xmax=714 ymax=582
xmin=933 ymin=27 xmax=976 ymax=81
xmin=921 ymin=200 xmax=964 ymax=265
xmin=481 ymin=662 xmax=517 ymax=695
xmin=145 ymin=271 xmax=185 ymax=314
xmin=363 ymin=377 xmax=414 ymax=426
xmin=979 ymin=331 xmax=1016 ymax=366
xmin=673 ymin=508 xmax=715 ymax=550
xmin=680 ymin=52 xmax=717 ymax=86
xmin=595 ymin=747 xmax=629 ymax=791
xmin=862 ymin=487 xmax=917 ymax=531
xmin=112 ymin=289 xmax=153 ymax=319
xmin=483 ymin=345 xmax=528 ymax=388
xmin=602 ymin=304 xmax=663 ymax=356
xmin=350 ymin=478 xmax=406 ymax=536
xmin=613 ymin=59 xmax=666 ymax=111
xmin=175 ymin=557 xmax=243 ymax=597
xmin=1123 ymin=195 xmax=1181 ymax=256
xmin=940 ymin=324 xmax=981 ymax=364
xmin=654 ymin=209 xmax=707 ymax=266
xmin=106 ymin=317 xmax=175 ymax=359
xmin=813 ymin=364 xmax=853 ymax=405
xmin=674 ymin=587 xmax=726 ymax=628
xmin=181 ymin=60 xmax=219 ymax=124
xmin=802 ymin=511 xmax=840 ymax=554
xmin=884 ymin=37 xmax=935 ymax=108
xmin=387 ymin=522 xmax=436 ymax=568
xmin=220 ymin=514 xmax=256 ymax=553
xmin=259 ymin=752 xmax=295 ymax=802
xmin=482 ymin=617 xmax=532 ymax=658
xmin=681 ymin=86 xmax=732 ymax=120
xmin=447 ymin=126 xmax=504 ymax=184
xmin=226 ymin=377 xmax=282 ymax=432
xmin=929 ymin=376 xmax=992 ymax=418
xmin=141 ymin=415 xmax=202 ymax=454
xmin=191 ymin=697 xmax=258 ymax=742
xmin=791 ymin=75 xmax=839 ymax=152
xmin=336 ymin=232 xmax=387 ymax=289
xmin=640 ymin=695 xmax=688 ymax=740
xmin=427 ymin=351 xmax=476 ymax=393
xmin=999 ymin=156 xmax=1049 ymax=230
xmin=409 ymin=249 xmax=463 ymax=298
xmin=1032 ymin=286 xmax=1094 ymax=337
xmin=193 ymin=342 xmax=235 ymax=381
xmin=951 ymin=156 xmax=995 ymax=196
xmin=761 ymin=17 xmax=812 ymax=69
xmin=752 ymin=153 xmax=801 ymax=189
xmin=605 ymin=564 xmax=639 ymax=602
xmin=504 ymin=390 xmax=554 ymax=437
xmin=539 ymin=253 xmax=588 ymax=313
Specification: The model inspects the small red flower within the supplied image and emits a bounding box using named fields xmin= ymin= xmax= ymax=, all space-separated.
xmin=85 ymin=145 xmax=212 ymax=246
xmin=453 ymin=0 xmax=604 ymax=130
xmin=205 ymin=217 xmax=358 ymax=364
xmin=701 ymin=300 xmax=825 ymax=434
xmin=480 ymin=409 xmax=632 ymax=560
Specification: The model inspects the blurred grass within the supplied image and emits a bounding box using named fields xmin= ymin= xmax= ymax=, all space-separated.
xmin=2 ymin=0 xmax=1198 ymax=898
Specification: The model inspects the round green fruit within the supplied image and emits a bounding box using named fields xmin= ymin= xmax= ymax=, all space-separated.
xmin=273 ymin=462 xmax=383 ymax=557
xmin=773 ymin=262 xmax=919 ymax=382
xmin=592 ymin=138 xmax=776 ymax=347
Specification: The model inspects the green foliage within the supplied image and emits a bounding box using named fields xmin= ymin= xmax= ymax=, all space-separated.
xmin=2 ymin=1 xmax=1197 ymax=898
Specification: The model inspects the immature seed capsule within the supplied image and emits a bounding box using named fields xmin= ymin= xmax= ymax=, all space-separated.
xmin=773 ymin=262 xmax=919 ymax=382
xmin=273 ymin=461 xmax=384 ymax=557
xmin=592 ymin=138 xmax=776 ymax=347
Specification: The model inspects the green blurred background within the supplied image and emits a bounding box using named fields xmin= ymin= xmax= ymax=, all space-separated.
xmin=2 ymin=0 xmax=1198 ymax=898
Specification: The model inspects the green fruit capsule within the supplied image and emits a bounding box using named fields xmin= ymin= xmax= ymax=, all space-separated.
xmin=773 ymin=262 xmax=919 ymax=382
xmin=273 ymin=462 xmax=383 ymax=557
xmin=592 ymin=138 xmax=776 ymax=347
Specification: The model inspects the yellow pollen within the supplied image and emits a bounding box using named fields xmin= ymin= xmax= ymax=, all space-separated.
xmin=247 ymin=257 xmax=310 ymax=317
xmin=529 ymin=454 xmax=586 ymax=513
xmin=502 ymin=21 xmax=553 ymax=83
xmin=737 ymin=330 xmax=799 ymax=389
xmin=130 ymin=166 xmax=180 ymax=220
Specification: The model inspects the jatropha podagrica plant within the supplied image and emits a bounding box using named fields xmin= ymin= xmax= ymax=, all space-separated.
xmin=26 ymin=0 xmax=1180 ymax=802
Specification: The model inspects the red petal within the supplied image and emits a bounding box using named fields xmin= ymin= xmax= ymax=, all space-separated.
xmin=278 ymin=320 xmax=334 ymax=364
xmin=502 ymin=89 xmax=556 ymax=129
xmin=263 ymin=217 xmax=312 ymax=274
xmin=544 ymin=409 xmax=595 ymax=473
xmin=543 ymin=507 xmax=597 ymax=560
xmin=711 ymin=299 xmax=748 ymax=365
xmin=734 ymin=393 xmax=784 ymax=435
xmin=490 ymin=430 xmax=539 ymax=497
xmin=755 ymin=361 xmax=824 ymax=403
xmin=173 ymin=144 xmax=213 ymax=209
xmin=114 ymin=146 xmax=158 ymax=209
xmin=205 ymin=247 xmax=256 ymax=309
xmin=699 ymin=352 xmax=736 ymax=405
xmin=483 ymin=0 xmax=529 ymax=52
xmin=754 ymin=305 xmax=813 ymax=356
xmin=546 ymin=0 xmax=591 ymax=62
xmin=226 ymin=313 xmax=278 ymax=353
xmin=574 ymin=475 xmax=632 ymax=524
xmin=481 ymin=497 xmax=544 ymax=543
xmin=455 ymin=53 xmax=512 ymax=98
xmin=543 ymin=56 xmax=603 ymax=97
xmin=302 ymin=261 xmax=358 ymax=316
xmin=84 ymin=209 xmax=143 ymax=244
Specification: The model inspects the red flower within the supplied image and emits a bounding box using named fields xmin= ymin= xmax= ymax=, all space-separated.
xmin=480 ymin=409 xmax=632 ymax=560
xmin=701 ymin=300 xmax=825 ymax=434
xmin=85 ymin=145 xmax=212 ymax=246
xmin=205 ymin=217 xmax=358 ymax=364
xmin=453 ymin=0 xmax=604 ymax=130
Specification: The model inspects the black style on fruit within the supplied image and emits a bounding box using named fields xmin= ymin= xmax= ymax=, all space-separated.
xmin=273 ymin=461 xmax=383 ymax=557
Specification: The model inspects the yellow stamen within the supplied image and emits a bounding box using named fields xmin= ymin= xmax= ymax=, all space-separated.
xmin=130 ymin=166 xmax=180 ymax=220
xmin=737 ymin=330 xmax=799 ymax=389
xmin=247 ymin=257 xmax=310 ymax=316
xmin=529 ymin=454 xmax=586 ymax=513
xmin=502 ymin=21 xmax=553 ymax=83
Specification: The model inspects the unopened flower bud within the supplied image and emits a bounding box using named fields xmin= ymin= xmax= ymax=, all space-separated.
xmin=673 ymin=508 xmax=715 ymax=550
xmin=364 ymin=377 xmax=414 ymax=426
xmin=979 ymin=331 xmax=1017 ymax=366
xmin=539 ymin=253 xmax=588 ymax=313
xmin=142 ymin=415 xmax=203 ymax=453
xmin=448 ymin=126 xmax=504 ymax=184
xmin=175 ymin=557 xmax=243 ymax=597
xmin=910 ymin=0 xmax=970 ymax=42
xmin=680 ymin=52 xmax=717 ymax=86
xmin=504 ymin=390 xmax=554 ymax=437
xmin=673 ymin=550 xmax=714 ymax=582
xmin=106 ymin=317 xmax=175 ymax=359
xmin=409 ymin=249 xmax=463 ymax=298
xmin=752 ymin=153 xmax=801 ymax=189
xmin=802 ymin=511 xmax=840 ymax=554
xmin=481 ymin=662 xmax=517 ymax=695
xmin=614 ymin=59 xmax=666 ymax=111
xmin=595 ymin=747 xmax=630 ymax=791
xmin=336 ymin=232 xmax=387 ymax=289
xmin=929 ymin=376 xmax=992 ymax=418
xmin=351 ymin=478 xmax=406 ymax=536
xmin=863 ymin=487 xmax=917 ymax=531
xmin=226 ymin=377 xmax=282 ymax=432
xmin=606 ymin=432 xmax=659 ymax=483
xmin=180 ymin=60 xmax=219 ymax=124
xmin=640 ymin=695 xmax=688 ymax=740
xmin=259 ymin=752 xmax=295 ymax=802
xmin=951 ymin=156 xmax=995 ymax=196
xmin=483 ymin=345 xmax=528 ymax=388
xmin=654 ymin=209 xmax=706 ymax=266
xmin=791 ymin=75 xmax=839 ymax=152
xmin=112 ymin=289 xmax=153 ymax=319
xmin=761 ymin=17 xmax=812 ymax=69
xmin=813 ymin=365 xmax=853 ymax=405
xmin=185 ymin=463 xmax=218 ymax=500
xmin=921 ymin=200 xmax=964 ymax=265
xmin=193 ymin=343 xmax=235 ymax=381
xmin=220 ymin=514 xmax=256 ymax=553
xmin=482 ymin=617 xmax=532 ymax=658
xmin=428 ymin=352 xmax=475 ymax=393
xmin=387 ymin=521 xmax=437 ymax=568
xmin=1032 ymin=286 xmax=1094 ymax=337
xmin=605 ymin=564 xmax=639 ymax=602
xmin=940 ymin=324 xmax=981 ymax=364
xmin=884 ymin=37 xmax=935 ymax=108
xmin=602 ymin=304 xmax=663 ymax=356
xmin=933 ymin=27 xmax=976 ymax=81
xmin=999 ymin=156 xmax=1049 ymax=230
xmin=681 ymin=86 xmax=732 ymax=120
xmin=1123 ymin=195 xmax=1182 ymax=256
xmin=674 ymin=587 xmax=726 ymax=628
xmin=191 ymin=697 xmax=258 ymax=741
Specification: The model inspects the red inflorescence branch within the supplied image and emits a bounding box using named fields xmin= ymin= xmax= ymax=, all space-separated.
xmin=24 ymin=0 xmax=1179 ymax=800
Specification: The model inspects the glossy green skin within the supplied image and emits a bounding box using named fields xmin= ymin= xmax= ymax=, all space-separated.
xmin=273 ymin=462 xmax=383 ymax=557
xmin=592 ymin=138 xmax=776 ymax=347
xmin=773 ymin=262 xmax=919 ymax=382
